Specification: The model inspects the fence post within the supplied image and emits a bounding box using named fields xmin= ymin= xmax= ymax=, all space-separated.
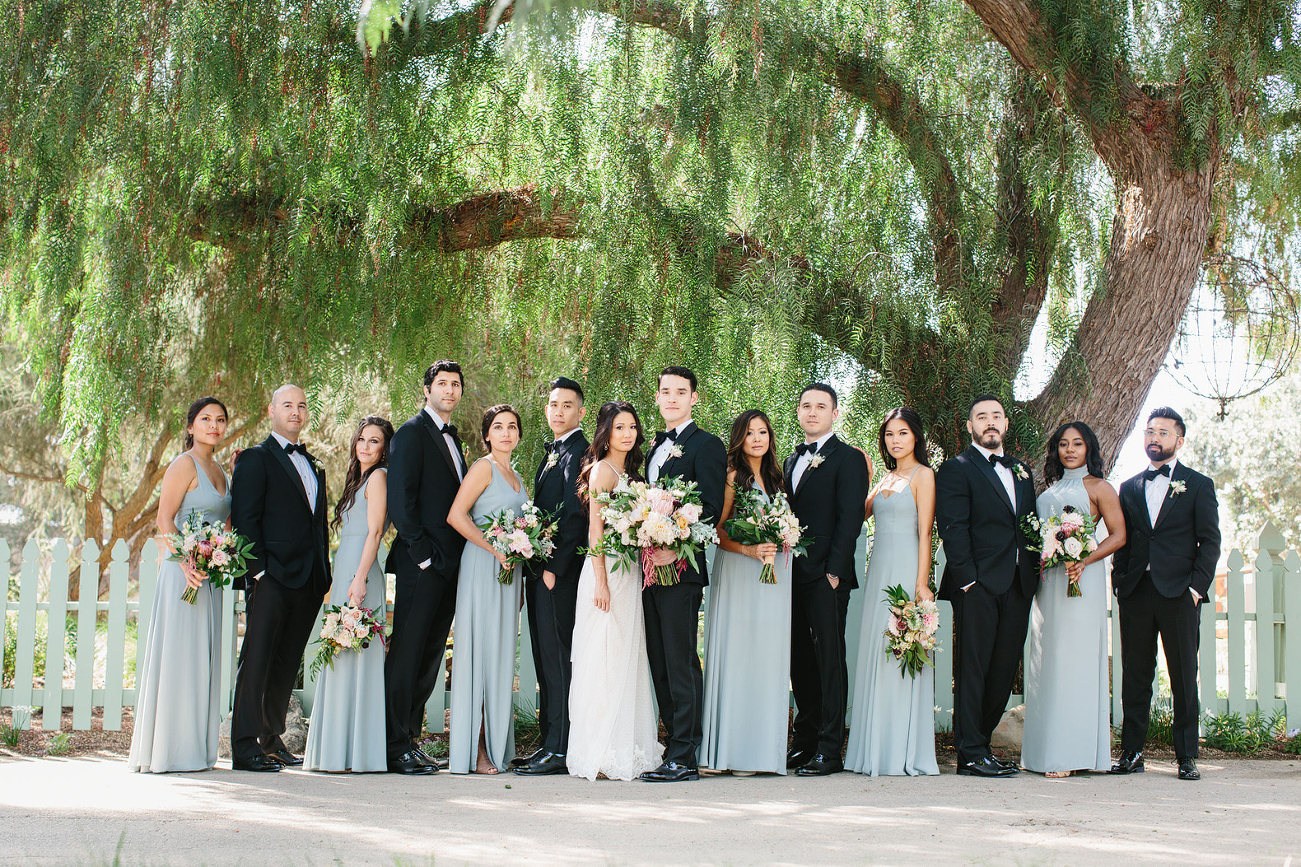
xmin=933 ymin=546 xmax=953 ymax=730
xmin=1252 ymin=543 xmax=1279 ymax=714
xmin=103 ymin=542 xmax=128 ymax=730
xmin=1225 ymin=550 xmax=1247 ymax=716
xmin=134 ymin=539 xmax=159 ymax=697
xmin=44 ymin=541 xmax=70 ymax=731
xmin=12 ymin=538 xmax=40 ymax=729
xmin=72 ymin=542 xmax=98 ymax=730
xmin=219 ymin=588 xmax=239 ymax=720
xmin=1285 ymin=550 xmax=1301 ymax=723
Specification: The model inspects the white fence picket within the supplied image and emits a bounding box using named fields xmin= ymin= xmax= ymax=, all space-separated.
xmin=102 ymin=542 xmax=127 ymax=730
xmin=11 ymin=539 xmax=40 ymax=728
xmin=44 ymin=541 xmax=70 ymax=730
xmin=72 ymin=543 xmax=98 ymax=729
xmin=135 ymin=539 xmax=158 ymax=695
xmin=1226 ymin=550 xmax=1247 ymax=714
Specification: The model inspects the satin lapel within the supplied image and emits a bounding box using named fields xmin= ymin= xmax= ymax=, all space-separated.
xmin=783 ymin=453 xmax=797 ymax=497
xmin=969 ymin=446 xmax=1014 ymax=513
xmin=1152 ymin=463 xmax=1188 ymax=532
xmin=659 ymin=422 xmax=698 ymax=480
xmin=1125 ymin=475 xmax=1152 ymax=531
xmin=266 ymin=435 xmax=312 ymax=511
xmin=421 ymin=412 xmax=462 ymax=479
xmin=794 ymin=435 xmax=839 ymax=498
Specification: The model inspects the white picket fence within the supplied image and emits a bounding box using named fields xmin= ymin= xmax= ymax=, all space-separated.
xmin=3 ymin=524 xmax=1299 ymax=732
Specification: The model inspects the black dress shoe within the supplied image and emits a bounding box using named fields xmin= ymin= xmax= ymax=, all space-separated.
xmin=1177 ymin=758 xmax=1200 ymax=780
xmin=786 ymin=748 xmax=815 ymax=770
xmin=638 ymin=761 xmax=700 ymax=782
xmin=795 ymin=754 xmax=844 ymax=776
xmin=1109 ymin=750 xmax=1145 ymax=774
xmin=267 ymin=748 xmax=303 ymax=766
xmin=232 ymin=755 xmax=283 ymax=772
xmin=957 ymin=756 xmax=1018 ymax=777
xmin=514 ymin=752 xmax=568 ymax=775
xmin=413 ymin=746 xmax=439 ymax=767
xmin=991 ymin=755 xmax=1020 ymax=771
xmin=388 ymin=751 xmax=436 ymax=775
xmin=511 ymin=748 xmax=544 ymax=769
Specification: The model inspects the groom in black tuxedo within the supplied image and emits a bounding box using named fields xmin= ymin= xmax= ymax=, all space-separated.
xmin=230 ymin=384 xmax=331 ymax=771
xmin=935 ymin=394 xmax=1038 ymax=777
xmin=513 ymin=377 xmax=589 ymax=776
xmin=384 ymin=360 xmax=469 ymax=774
xmin=783 ymin=383 xmax=870 ymax=776
xmin=640 ymin=366 xmax=727 ymax=783
xmin=1111 ymin=407 xmax=1219 ymax=781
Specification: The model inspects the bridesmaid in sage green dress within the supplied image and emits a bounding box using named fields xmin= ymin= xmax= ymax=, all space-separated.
xmin=845 ymin=407 xmax=939 ymax=777
xmin=129 ymin=397 xmax=231 ymax=773
xmin=304 ymin=416 xmax=394 ymax=773
xmin=701 ymin=409 xmax=791 ymax=776
xmin=1021 ymin=422 xmax=1126 ymax=778
xmin=447 ymin=405 xmax=529 ymax=775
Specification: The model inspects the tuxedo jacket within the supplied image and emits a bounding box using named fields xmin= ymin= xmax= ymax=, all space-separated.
xmin=781 ymin=435 xmax=870 ymax=589
xmin=230 ymin=435 xmax=331 ymax=594
xmin=1111 ymin=462 xmax=1220 ymax=600
xmin=934 ymin=445 xmax=1038 ymax=602
xmin=531 ymin=430 xmax=590 ymax=583
xmin=644 ymin=421 xmax=728 ymax=587
xmin=386 ymin=411 xmax=468 ymax=578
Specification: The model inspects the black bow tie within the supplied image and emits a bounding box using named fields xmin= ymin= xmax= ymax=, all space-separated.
xmin=796 ymin=442 xmax=819 ymax=457
xmin=441 ymin=423 xmax=459 ymax=441
xmin=988 ymin=453 xmax=1014 ymax=469
xmin=1143 ymin=464 xmax=1172 ymax=482
xmin=283 ymin=442 xmax=307 ymax=457
xmin=544 ymin=440 xmax=560 ymax=454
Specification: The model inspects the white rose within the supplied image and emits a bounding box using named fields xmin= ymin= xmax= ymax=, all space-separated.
xmin=1064 ymin=537 xmax=1084 ymax=559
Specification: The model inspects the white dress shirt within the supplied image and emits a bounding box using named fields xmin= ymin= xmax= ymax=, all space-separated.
xmin=272 ymin=431 xmax=318 ymax=512
xmin=648 ymin=420 xmax=692 ymax=484
xmin=1144 ymin=458 xmax=1176 ymax=527
xmin=791 ymin=431 xmax=835 ymax=492
xmin=972 ymin=442 xmax=1017 ymax=508
xmin=424 ymin=405 xmax=464 ymax=482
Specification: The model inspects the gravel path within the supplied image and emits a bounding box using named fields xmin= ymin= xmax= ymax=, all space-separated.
xmin=1 ymin=755 xmax=1297 ymax=865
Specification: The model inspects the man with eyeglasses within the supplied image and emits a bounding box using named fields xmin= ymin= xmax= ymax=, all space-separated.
xmin=1110 ymin=407 xmax=1220 ymax=781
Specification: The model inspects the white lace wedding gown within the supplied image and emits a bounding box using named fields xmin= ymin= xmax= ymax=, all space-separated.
xmin=567 ymin=465 xmax=663 ymax=781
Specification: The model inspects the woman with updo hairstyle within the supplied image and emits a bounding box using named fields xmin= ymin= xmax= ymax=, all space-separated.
xmin=129 ymin=397 xmax=232 ymax=773
xmin=304 ymin=415 xmax=395 ymax=773
xmin=446 ymin=404 xmax=530 ymax=774
xmin=845 ymin=406 xmax=940 ymax=777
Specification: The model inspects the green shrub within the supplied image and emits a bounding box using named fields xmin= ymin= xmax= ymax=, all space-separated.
xmin=2 ymin=612 xmax=47 ymax=688
xmin=0 ymin=724 xmax=18 ymax=747
xmin=45 ymin=731 xmax=72 ymax=756
xmin=1145 ymin=703 xmax=1175 ymax=747
xmin=1282 ymin=728 xmax=1301 ymax=755
xmin=1202 ymin=709 xmax=1286 ymax=754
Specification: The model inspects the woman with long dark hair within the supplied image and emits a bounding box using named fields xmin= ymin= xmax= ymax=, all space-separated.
xmin=304 ymin=415 xmax=394 ymax=773
xmin=700 ymin=409 xmax=792 ymax=776
xmin=567 ymin=401 xmax=664 ymax=780
xmin=129 ymin=397 xmax=232 ymax=773
xmin=446 ymin=404 xmax=530 ymax=775
xmin=1022 ymin=421 xmax=1126 ymax=777
xmin=845 ymin=406 xmax=939 ymax=776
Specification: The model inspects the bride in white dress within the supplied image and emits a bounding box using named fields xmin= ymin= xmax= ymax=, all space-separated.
xmin=567 ymin=401 xmax=664 ymax=781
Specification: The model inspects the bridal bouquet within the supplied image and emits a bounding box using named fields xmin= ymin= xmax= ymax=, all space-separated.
xmin=165 ymin=510 xmax=255 ymax=604
xmin=882 ymin=584 xmax=941 ymax=678
xmin=722 ymin=489 xmax=808 ymax=584
xmin=594 ymin=479 xmax=719 ymax=587
xmin=310 ymin=602 xmax=391 ymax=677
xmin=1022 ymin=505 xmax=1098 ymax=597
xmin=479 ymin=501 xmax=556 ymax=584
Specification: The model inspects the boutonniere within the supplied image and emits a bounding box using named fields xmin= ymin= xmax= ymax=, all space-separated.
xmin=668 ymin=444 xmax=684 ymax=460
xmin=545 ymin=451 xmax=560 ymax=471
xmin=1169 ymin=480 xmax=1187 ymax=497
xmin=1013 ymin=463 xmax=1029 ymax=481
xmin=808 ymin=454 xmax=825 ymax=469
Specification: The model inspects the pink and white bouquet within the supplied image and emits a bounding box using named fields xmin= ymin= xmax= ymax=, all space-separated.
xmin=722 ymin=489 xmax=808 ymax=584
xmin=165 ymin=509 xmax=255 ymax=605
xmin=1022 ymin=505 xmax=1098 ymax=597
xmin=594 ymin=478 xmax=719 ymax=588
xmin=883 ymin=584 xmax=940 ymax=678
xmin=310 ymin=602 xmax=391 ymax=678
xmin=479 ymin=501 xmax=556 ymax=584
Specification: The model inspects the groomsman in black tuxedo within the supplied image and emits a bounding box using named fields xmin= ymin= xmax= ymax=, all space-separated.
xmin=935 ymin=394 xmax=1038 ymax=776
xmin=639 ymin=366 xmax=727 ymax=783
xmin=513 ymin=377 xmax=589 ymax=776
xmin=230 ymin=384 xmax=331 ymax=771
xmin=1110 ymin=407 xmax=1219 ymax=781
xmin=783 ymin=383 xmax=870 ymax=776
xmin=384 ymin=361 xmax=469 ymax=775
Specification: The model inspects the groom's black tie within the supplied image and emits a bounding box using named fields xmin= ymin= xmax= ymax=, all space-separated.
xmin=284 ymin=442 xmax=306 ymax=456
xmin=544 ymin=440 xmax=559 ymax=454
xmin=988 ymin=453 xmax=1014 ymax=469
xmin=1143 ymin=464 xmax=1172 ymax=482
xmin=796 ymin=441 xmax=818 ymax=457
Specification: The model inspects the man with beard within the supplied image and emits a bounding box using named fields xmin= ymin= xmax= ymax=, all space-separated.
xmin=935 ymin=395 xmax=1038 ymax=777
xmin=1110 ymin=407 xmax=1219 ymax=781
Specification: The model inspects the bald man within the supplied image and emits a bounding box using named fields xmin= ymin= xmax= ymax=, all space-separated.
xmin=229 ymin=385 xmax=332 ymax=771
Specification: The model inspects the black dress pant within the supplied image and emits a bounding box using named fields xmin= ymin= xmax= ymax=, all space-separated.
xmin=790 ymin=578 xmax=851 ymax=757
xmin=1119 ymin=572 xmax=1202 ymax=758
xmin=950 ymin=578 xmax=1031 ymax=765
xmin=231 ymin=577 xmax=323 ymax=762
xmin=643 ymin=581 xmax=704 ymax=767
xmin=385 ymin=559 xmax=457 ymax=759
xmin=524 ymin=573 xmax=579 ymax=755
